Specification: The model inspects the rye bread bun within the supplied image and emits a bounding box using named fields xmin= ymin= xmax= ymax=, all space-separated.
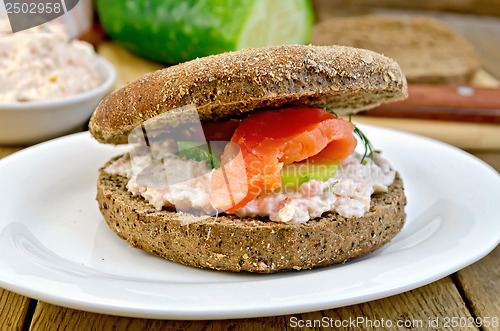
xmin=97 ymin=160 xmax=406 ymax=273
xmin=312 ymin=16 xmax=481 ymax=84
xmin=89 ymin=44 xmax=407 ymax=145
xmin=91 ymin=44 xmax=408 ymax=273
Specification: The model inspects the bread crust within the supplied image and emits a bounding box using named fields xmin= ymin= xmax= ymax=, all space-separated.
xmin=96 ymin=161 xmax=407 ymax=273
xmin=312 ymin=16 xmax=481 ymax=84
xmin=89 ymin=44 xmax=407 ymax=144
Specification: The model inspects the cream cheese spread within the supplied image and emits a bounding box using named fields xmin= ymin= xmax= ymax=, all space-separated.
xmin=235 ymin=153 xmax=395 ymax=223
xmin=0 ymin=17 xmax=102 ymax=102
xmin=105 ymin=145 xmax=396 ymax=224
xmin=104 ymin=141 xmax=215 ymax=214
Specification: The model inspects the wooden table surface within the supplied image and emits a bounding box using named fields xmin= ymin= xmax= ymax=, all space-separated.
xmin=2 ymin=6 xmax=500 ymax=331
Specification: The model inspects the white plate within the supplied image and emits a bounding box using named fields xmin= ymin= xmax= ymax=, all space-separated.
xmin=0 ymin=126 xmax=499 ymax=320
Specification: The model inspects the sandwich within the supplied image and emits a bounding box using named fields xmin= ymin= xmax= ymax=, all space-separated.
xmin=89 ymin=44 xmax=408 ymax=273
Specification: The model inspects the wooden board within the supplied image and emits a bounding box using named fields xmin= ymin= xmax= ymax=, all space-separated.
xmin=455 ymin=246 xmax=500 ymax=331
xmin=0 ymin=146 xmax=24 ymax=159
xmin=289 ymin=278 xmax=478 ymax=331
xmin=0 ymin=289 xmax=31 ymax=331
xmin=30 ymin=302 xmax=287 ymax=331
xmin=97 ymin=42 xmax=165 ymax=92
xmin=352 ymin=116 xmax=500 ymax=150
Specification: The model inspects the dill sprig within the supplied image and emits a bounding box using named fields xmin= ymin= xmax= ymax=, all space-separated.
xmin=349 ymin=115 xmax=374 ymax=164
xmin=354 ymin=126 xmax=374 ymax=163
xmin=325 ymin=108 xmax=375 ymax=164
xmin=322 ymin=107 xmax=338 ymax=118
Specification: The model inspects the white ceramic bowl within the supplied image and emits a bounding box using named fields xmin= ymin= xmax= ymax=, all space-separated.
xmin=0 ymin=56 xmax=116 ymax=145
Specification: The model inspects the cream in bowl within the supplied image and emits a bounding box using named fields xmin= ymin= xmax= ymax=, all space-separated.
xmin=0 ymin=17 xmax=116 ymax=144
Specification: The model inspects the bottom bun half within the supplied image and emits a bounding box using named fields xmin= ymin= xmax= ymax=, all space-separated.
xmin=96 ymin=157 xmax=407 ymax=273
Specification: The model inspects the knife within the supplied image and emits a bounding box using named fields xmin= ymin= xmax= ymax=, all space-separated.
xmin=363 ymin=84 xmax=500 ymax=123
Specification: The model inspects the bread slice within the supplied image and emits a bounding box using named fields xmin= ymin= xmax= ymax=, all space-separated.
xmin=97 ymin=158 xmax=407 ymax=273
xmin=312 ymin=16 xmax=481 ymax=84
xmin=89 ymin=44 xmax=407 ymax=145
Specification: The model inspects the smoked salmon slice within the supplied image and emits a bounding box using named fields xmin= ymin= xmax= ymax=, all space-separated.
xmin=304 ymin=132 xmax=358 ymax=164
xmin=210 ymin=107 xmax=356 ymax=212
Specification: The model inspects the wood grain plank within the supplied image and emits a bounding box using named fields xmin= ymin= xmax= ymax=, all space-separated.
xmin=0 ymin=146 xmax=25 ymax=160
xmin=468 ymin=151 xmax=500 ymax=173
xmin=311 ymin=0 xmax=500 ymax=19
xmin=351 ymin=115 xmax=500 ymax=150
xmin=286 ymin=277 xmax=478 ymax=330
xmin=454 ymin=245 xmax=500 ymax=331
xmin=29 ymin=302 xmax=286 ymax=331
xmin=97 ymin=42 xmax=165 ymax=91
xmin=0 ymin=288 xmax=32 ymax=331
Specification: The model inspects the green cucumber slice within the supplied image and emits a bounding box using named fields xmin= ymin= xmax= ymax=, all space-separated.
xmin=281 ymin=162 xmax=338 ymax=189
xmin=177 ymin=141 xmax=221 ymax=169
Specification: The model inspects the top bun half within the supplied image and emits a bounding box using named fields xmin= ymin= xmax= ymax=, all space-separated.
xmin=89 ymin=44 xmax=407 ymax=145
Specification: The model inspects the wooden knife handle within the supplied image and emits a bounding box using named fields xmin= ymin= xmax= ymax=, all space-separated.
xmin=363 ymin=85 xmax=500 ymax=123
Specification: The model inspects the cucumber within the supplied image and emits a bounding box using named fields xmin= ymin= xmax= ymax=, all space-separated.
xmin=177 ymin=141 xmax=222 ymax=169
xmin=281 ymin=162 xmax=339 ymax=189
xmin=96 ymin=0 xmax=314 ymax=64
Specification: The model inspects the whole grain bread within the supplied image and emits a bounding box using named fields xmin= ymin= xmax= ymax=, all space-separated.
xmin=97 ymin=159 xmax=407 ymax=273
xmin=89 ymin=44 xmax=407 ymax=145
xmin=312 ymin=15 xmax=481 ymax=84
